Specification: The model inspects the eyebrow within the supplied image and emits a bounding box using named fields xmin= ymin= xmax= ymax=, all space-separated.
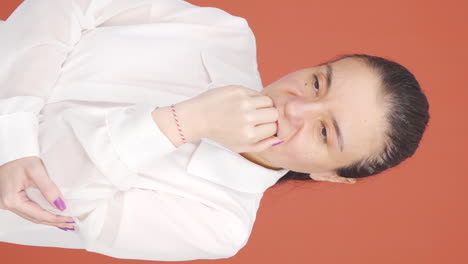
xmin=325 ymin=63 xmax=344 ymax=152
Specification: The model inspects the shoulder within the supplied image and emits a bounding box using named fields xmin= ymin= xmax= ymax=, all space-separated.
xmin=151 ymin=0 xmax=253 ymax=31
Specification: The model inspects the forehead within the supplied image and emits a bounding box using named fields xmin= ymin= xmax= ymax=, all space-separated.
xmin=326 ymin=58 xmax=388 ymax=163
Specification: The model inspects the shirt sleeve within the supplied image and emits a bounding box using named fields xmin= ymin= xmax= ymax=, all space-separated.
xmin=0 ymin=0 xmax=183 ymax=167
xmin=83 ymin=188 xmax=260 ymax=261
xmin=61 ymin=103 xmax=178 ymax=191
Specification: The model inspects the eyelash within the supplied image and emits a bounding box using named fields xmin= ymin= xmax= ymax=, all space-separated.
xmin=313 ymin=74 xmax=320 ymax=95
xmin=320 ymin=122 xmax=328 ymax=144
xmin=313 ymin=74 xmax=328 ymax=144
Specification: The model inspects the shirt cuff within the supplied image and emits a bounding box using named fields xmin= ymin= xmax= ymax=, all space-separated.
xmin=0 ymin=112 xmax=40 ymax=166
xmin=62 ymin=103 xmax=177 ymax=190
xmin=105 ymin=103 xmax=177 ymax=174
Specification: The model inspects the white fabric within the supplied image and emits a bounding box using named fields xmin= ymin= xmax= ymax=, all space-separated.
xmin=0 ymin=0 xmax=289 ymax=261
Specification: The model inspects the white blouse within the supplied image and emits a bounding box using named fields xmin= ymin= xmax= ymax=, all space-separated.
xmin=0 ymin=0 xmax=289 ymax=261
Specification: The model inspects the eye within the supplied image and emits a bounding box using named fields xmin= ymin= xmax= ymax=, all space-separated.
xmin=313 ymin=74 xmax=320 ymax=95
xmin=320 ymin=122 xmax=328 ymax=144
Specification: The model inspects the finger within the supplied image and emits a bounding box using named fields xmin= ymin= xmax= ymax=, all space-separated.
xmin=249 ymin=107 xmax=279 ymax=126
xmin=253 ymin=122 xmax=277 ymax=140
xmin=13 ymin=208 xmax=75 ymax=231
xmin=11 ymin=208 xmax=39 ymax=224
xmin=12 ymin=206 xmax=61 ymax=226
xmin=15 ymin=198 xmax=73 ymax=225
xmin=249 ymin=94 xmax=275 ymax=109
xmin=238 ymin=86 xmax=266 ymax=98
xmin=17 ymin=190 xmax=74 ymax=224
xmin=26 ymin=159 xmax=68 ymax=211
xmin=247 ymin=133 xmax=284 ymax=153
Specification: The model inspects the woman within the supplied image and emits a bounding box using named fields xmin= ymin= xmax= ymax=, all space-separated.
xmin=0 ymin=0 xmax=430 ymax=261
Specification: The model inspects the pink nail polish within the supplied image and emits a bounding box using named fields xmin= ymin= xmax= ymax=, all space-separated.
xmin=53 ymin=197 xmax=66 ymax=211
xmin=272 ymin=140 xmax=284 ymax=146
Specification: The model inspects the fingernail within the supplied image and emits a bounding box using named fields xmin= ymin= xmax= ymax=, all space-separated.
xmin=58 ymin=227 xmax=68 ymax=231
xmin=66 ymin=221 xmax=75 ymax=224
xmin=53 ymin=197 xmax=66 ymax=211
xmin=272 ymin=140 xmax=284 ymax=146
xmin=65 ymin=227 xmax=75 ymax=231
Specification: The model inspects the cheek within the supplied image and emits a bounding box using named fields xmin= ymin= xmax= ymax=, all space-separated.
xmin=286 ymin=135 xmax=322 ymax=161
xmin=281 ymin=149 xmax=325 ymax=173
xmin=292 ymin=124 xmax=331 ymax=162
xmin=277 ymin=76 xmax=303 ymax=91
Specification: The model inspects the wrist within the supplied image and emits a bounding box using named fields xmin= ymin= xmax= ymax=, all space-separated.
xmin=175 ymin=99 xmax=206 ymax=142
xmin=151 ymin=102 xmax=203 ymax=147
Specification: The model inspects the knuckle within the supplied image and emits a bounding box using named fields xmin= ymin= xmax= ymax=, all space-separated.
xmin=23 ymin=167 xmax=37 ymax=178
xmin=53 ymin=214 xmax=61 ymax=222
xmin=244 ymin=128 xmax=256 ymax=141
xmin=233 ymin=89 xmax=244 ymax=98
xmin=244 ymin=113 xmax=253 ymax=123
xmin=239 ymin=100 xmax=251 ymax=111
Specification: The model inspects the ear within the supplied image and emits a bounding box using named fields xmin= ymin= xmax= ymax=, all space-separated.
xmin=308 ymin=170 xmax=357 ymax=184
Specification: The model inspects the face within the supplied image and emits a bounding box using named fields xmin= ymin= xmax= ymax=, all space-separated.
xmin=240 ymin=57 xmax=389 ymax=183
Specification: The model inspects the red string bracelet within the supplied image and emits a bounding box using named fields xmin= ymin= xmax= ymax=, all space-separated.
xmin=170 ymin=104 xmax=186 ymax=144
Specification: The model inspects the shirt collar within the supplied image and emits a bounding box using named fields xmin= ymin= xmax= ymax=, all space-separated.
xmin=186 ymin=138 xmax=289 ymax=193
xmin=185 ymin=48 xmax=289 ymax=193
xmin=200 ymin=46 xmax=264 ymax=91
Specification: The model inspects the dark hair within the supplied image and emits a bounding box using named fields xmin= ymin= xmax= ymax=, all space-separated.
xmin=273 ymin=53 xmax=430 ymax=186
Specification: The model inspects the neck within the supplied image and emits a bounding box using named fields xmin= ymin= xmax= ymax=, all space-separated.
xmin=239 ymin=152 xmax=283 ymax=171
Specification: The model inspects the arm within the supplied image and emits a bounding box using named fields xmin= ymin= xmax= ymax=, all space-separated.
xmin=0 ymin=0 xmax=168 ymax=167
xmin=151 ymin=100 xmax=206 ymax=148
xmin=85 ymin=188 xmax=259 ymax=261
xmin=0 ymin=0 xmax=76 ymax=166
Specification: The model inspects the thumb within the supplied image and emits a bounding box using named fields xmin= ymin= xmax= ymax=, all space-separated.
xmin=28 ymin=164 xmax=67 ymax=211
xmin=251 ymin=136 xmax=285 ymax=152
xmin=270 ymin=136 xmax=285 ymax=147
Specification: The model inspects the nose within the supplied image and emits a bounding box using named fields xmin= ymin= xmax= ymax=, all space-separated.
xmin=285 ymin=97 xmax=324 ymax=127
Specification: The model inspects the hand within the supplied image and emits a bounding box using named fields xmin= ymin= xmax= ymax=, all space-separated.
xmin=184 ymin=85 xmax=282 ymax=153
xmin=0 ymin=156 xmax=75 ymax=231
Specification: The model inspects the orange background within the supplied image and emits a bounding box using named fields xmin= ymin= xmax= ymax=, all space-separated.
xmin=1 ymin=0 xmax=467 ymax=263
